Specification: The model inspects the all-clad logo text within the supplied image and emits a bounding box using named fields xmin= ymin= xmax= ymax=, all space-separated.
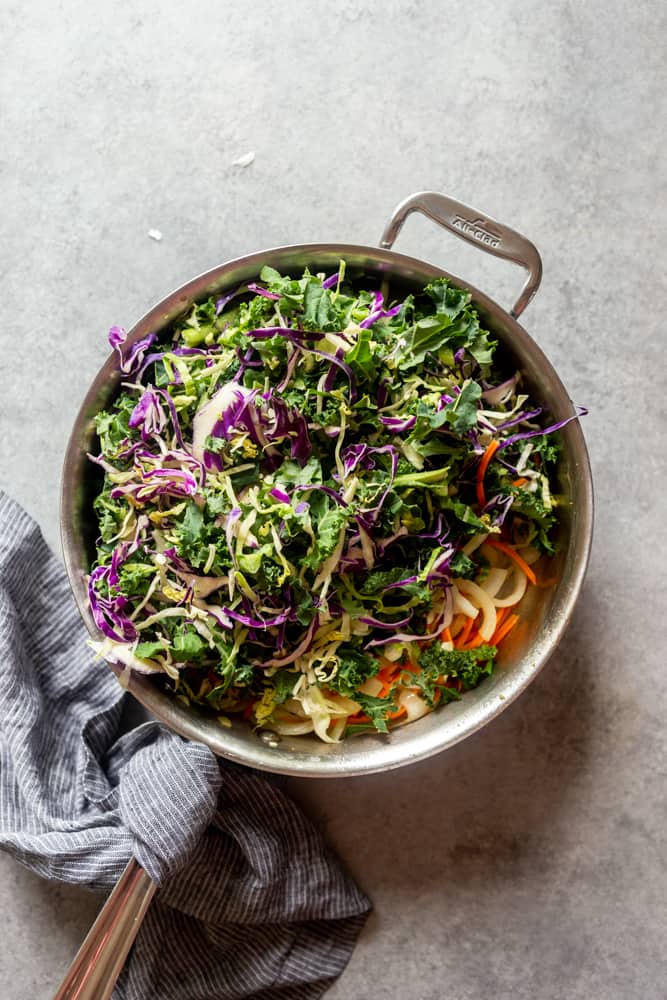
xmin=451 ymin=215 xmax=502 ymax=248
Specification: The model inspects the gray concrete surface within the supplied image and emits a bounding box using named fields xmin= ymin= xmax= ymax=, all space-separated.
xmin=1 ymin=1 xmax=666 ymax=997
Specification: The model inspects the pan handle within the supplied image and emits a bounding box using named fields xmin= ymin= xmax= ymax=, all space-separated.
xmin=52 ymin=858 xmax=156 ymax=1000
xmin=379 ymin=191 xmax=542 ymax=319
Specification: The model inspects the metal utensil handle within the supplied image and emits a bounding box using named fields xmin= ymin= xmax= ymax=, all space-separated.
xmin=53 ymin=858 xmax=157 ymax=1000
xmin=379 ymin=191 xmax=542 ymax=319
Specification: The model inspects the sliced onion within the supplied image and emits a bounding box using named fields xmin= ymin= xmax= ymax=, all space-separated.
xmin=480 ymin=567 xmax=508 ymax=599
xmin=490 ymin=566 xmax=528 ymax=608
xmin=454 ymin=579 xmax=497 ymax=641
xmin=359 ymin=677 xmax=384 ymax=696
xmin=269 ymin=719 xmax=315 ymax=736
xmin=380 ymin=643 xmax=405 ymax=662
xmin=326 ymin=694 xmax=362 ymax=715
xmin=328 ymin=717 xmax=347 ymax=741
xmin=398 ymin=689 xmax=432 ymax=723
xmin=452 ymin=587 xmax=479 ymax=619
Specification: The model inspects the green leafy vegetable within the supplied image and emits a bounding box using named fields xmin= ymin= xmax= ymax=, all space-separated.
xmin=328 ymin=650 xmax=379 ymax=698
xmin=418 ymin=643 xmax=497 ymax=691
xmin=442 ymin=380 xmax=482 ymax=433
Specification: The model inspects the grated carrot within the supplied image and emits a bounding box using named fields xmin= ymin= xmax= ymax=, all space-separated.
xmin=458 ymin=630 xmax=486 ymax=651
xmin=386 ymin=706 xmax=407 ymax=721
xmin=449 ymin=613 xmax=465 ymax=638
xmin=484 ymin=537 xmax=538 ymax=586
xmin=454 ymin=613 xmax=477 ymax=648
xmin=378 ymin=674 xmax=400 ymax=698
xmin=492 ymin=606 xmax=511 ymax=630
xmin=347 ymin=713 xmax=371 ymax=726
xmin=377 ymin=662 xmax=400 ymax=686
xmin=490 ymin=613 xmax=519 ymax=646
xmin=476 ymin=439 xmax=500 ymax=508
xmin=377 ymin=655 xmax=400 ymax=672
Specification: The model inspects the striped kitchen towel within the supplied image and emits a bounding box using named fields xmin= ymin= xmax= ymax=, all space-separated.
xmin=0 ymin=491 xmax=370 ymax=999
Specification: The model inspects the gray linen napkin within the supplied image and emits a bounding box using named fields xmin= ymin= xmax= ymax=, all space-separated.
xmin=0 ymin=491 xmax=370 ymax=999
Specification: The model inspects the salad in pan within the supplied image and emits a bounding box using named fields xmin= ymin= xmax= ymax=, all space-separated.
xmin=88 ymin=263 xmax=583 ymax=741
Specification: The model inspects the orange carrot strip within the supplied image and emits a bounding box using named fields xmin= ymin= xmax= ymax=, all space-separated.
xmin=511 ymin=477 xmax=528 ymax=488
xmin=449 ymin=614 xmax=465 ymax=638
xmin=347 ymin=713 xmax=371 ymax=726
xmin=454 ymin=613 xmax=477 ymax=648
xmin=440 ymin=626 xmax=453 ymax=643
xmin=484 ymin=538 xmax=538 ymax=586
xmin=386 ymin=706 xmax=407 ymax=721
xmin=493 ymin=606 xmax=510 ymax=630
xmin=377 ymin=655 xmax=401 ymax=673
xmin=458 ymin=632 xmax=485 ymax=651
xmin=376 ymin=660 xmax=406 ymax=697
xmin=490 ymin=613 xmax=519 ymax=646
xmin=377 ymin=663 xmax=400 ymax=686
xmin=476 ymin=439 xmax=500 ymax=508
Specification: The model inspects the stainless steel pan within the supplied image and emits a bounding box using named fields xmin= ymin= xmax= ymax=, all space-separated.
xmin=60 ymin=191 xmax=594 ymax=779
